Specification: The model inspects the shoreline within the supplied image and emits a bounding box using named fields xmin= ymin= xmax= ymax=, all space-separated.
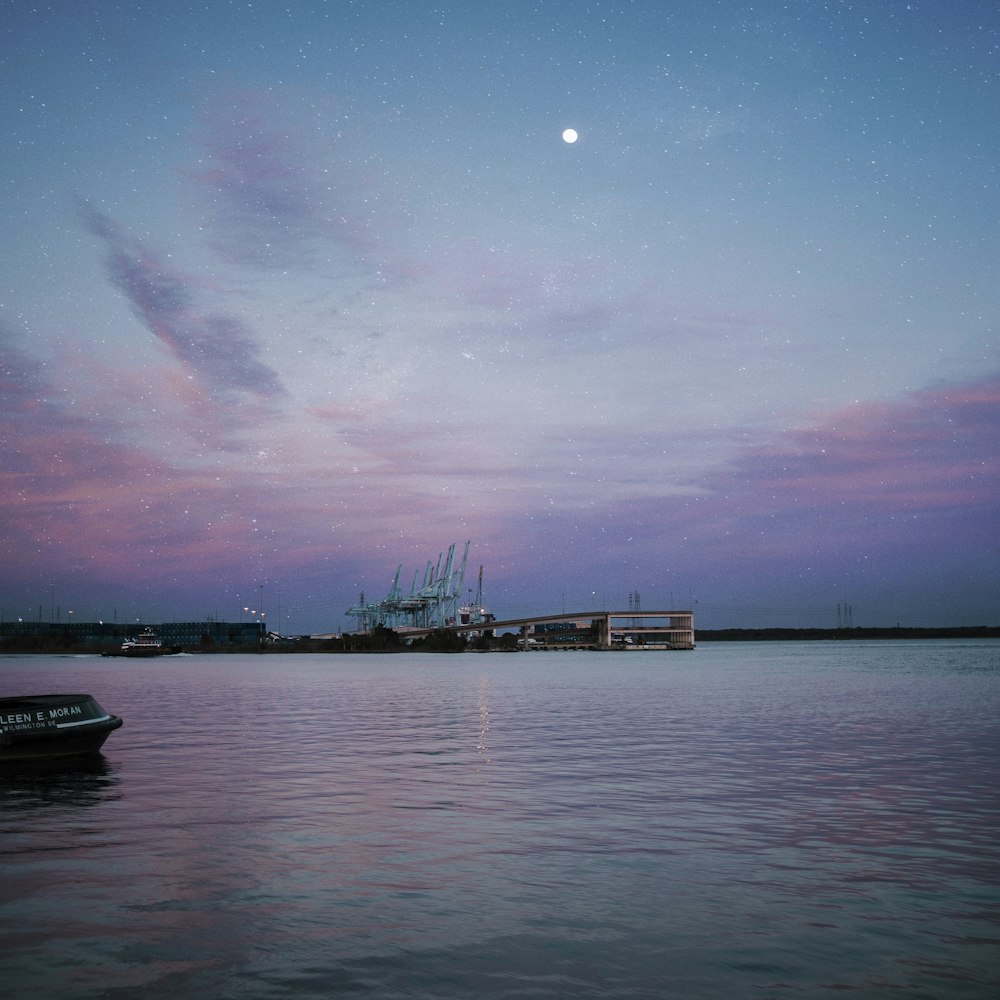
xmin=1 ymin=624 xmax=998 ymax=655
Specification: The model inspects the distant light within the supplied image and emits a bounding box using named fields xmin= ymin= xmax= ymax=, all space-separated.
xmin=562 ymin=128 xmax=578 ymax=144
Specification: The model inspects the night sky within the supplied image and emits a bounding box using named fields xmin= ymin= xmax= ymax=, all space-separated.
xmin=2 ymin=1 xmax=998 ymax=633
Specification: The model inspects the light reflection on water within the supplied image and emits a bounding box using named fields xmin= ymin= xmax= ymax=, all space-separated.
xmin=1 ymin=641 xmax=999 ymax=998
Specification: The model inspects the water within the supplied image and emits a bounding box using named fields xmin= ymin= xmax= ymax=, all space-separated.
xmin=2 ymin=641 xmax=998 ymax=998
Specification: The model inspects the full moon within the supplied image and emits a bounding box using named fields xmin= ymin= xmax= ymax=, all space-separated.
xmin=562 ymin=128 xmax=578 ymax=144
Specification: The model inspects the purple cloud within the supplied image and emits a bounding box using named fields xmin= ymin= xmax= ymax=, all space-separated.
xmin=83 ymin=205 xmax=286 ymax=402
xmin=187 ymin=92 xmax=380 ymax=273
xmin=462 ymin=369 xmax=1000 ymax=620
xmin=0 ymin=327 xmax=171 ymax=576
xmin=722 ymin=374 xmax=1000 ymax=515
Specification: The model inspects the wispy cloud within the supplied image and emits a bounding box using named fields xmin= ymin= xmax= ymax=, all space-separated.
xmin=188 ymin=91 xmax=382 ymax=274
xmin=471 ymin=369 xmax=1000 ymax=608
xmin=82 ymin=204 xmax=286 ymax=403
xmin=0 ymin=326 xmax=172 ymax=575
xmin=723 ymin=373 xmax=1000 ymax=514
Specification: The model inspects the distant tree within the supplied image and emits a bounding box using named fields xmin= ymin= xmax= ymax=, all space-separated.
xmin=409 ymin=629 xmax=468 ymax=652
xmin=368 ymin=625 xmax=401 ymax=651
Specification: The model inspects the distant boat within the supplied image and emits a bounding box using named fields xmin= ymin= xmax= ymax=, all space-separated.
xmin=0 ymin=694 xmax=123 ymax=762
xmin=104 ymin=628 xmax=182 ymax=657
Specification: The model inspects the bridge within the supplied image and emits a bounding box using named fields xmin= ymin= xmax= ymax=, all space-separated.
xmin=398 ymin=609 xmax=695 ymax=650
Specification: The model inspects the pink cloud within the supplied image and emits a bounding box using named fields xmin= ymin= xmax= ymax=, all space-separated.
xmin=469 ymin=369 xmax=1000 ymax=613
xmin=725 ymin=374 xmax=1000 ymax=513
xmin=4 ymin=286 xmax=997 ymax=629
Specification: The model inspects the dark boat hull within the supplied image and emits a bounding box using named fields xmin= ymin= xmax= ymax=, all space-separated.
xmin=0 ymin=695 xmax=123 ymax=762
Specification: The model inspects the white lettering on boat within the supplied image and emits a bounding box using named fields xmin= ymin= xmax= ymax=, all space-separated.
xmin=47 ymin=705 xmax=84 ymax=719
xmin=1 ymin=703 xmax=95 ymax=733
xmin=0 ymin=712 xmax=36 ymax=725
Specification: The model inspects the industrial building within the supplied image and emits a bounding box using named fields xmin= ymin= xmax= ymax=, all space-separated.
xmin=0 ymin=619 xmax=264 ymax=647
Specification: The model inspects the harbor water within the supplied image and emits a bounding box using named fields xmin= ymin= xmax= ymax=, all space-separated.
xmin=2 ymin=641 xmax=999 ymax=998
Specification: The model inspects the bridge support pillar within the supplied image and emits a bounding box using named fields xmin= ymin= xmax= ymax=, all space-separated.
xmin=596 ymin=614 xmax=611 ymax=648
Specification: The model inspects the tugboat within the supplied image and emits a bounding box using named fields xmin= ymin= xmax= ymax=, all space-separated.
xmin=0 ymin=694 xmax=123 ymax=762
xmin=105 ymin=628 xmax=182 ymax=657
xmin=121 ymin=628 xmax=164 ymax=656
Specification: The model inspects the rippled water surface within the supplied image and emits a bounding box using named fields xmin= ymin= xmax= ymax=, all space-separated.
xmin=2 ymin=642 xmax=998 ymax=998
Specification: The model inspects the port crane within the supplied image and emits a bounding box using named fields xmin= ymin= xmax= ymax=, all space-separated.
xmin=346 ymin=541 xmax=486 ymax=632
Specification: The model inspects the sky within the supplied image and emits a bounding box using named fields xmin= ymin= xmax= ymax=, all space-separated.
xmin=2 ymin=0 xmax=998 ymax=633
